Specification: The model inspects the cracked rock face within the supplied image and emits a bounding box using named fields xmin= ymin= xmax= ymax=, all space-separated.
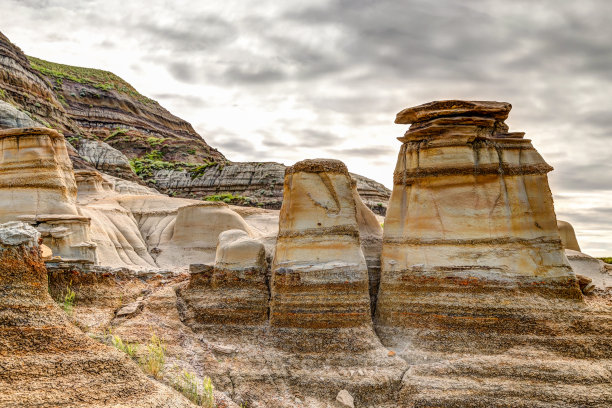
xmin=0 ymin=221 xmax=192 ymax=407
xmin=270 ymin=159 xmax=372 ymax=331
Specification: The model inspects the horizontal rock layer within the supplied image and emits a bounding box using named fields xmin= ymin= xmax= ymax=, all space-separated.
xmin=0 ymin=222 xmax=191 ymax=407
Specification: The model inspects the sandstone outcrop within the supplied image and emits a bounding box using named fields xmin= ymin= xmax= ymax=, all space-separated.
xmin=0 ymin=221 xmax=192 ymax=407
xmin=270 ymin=159 xmax=372 ymax=334
xmin=0 ymin=127 xmax=96 ymax=263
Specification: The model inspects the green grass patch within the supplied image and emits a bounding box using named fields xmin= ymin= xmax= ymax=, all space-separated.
xmin=28 ymin=56 xmax=156 ymax=105
xmin=173 ymin=371 xmax=215 ymax=407
xmin=61 ymin=282 xmax=76 ymax=315
xmin=598 ymin=257 xmax=612 ymax=264
xmin=147 ymin=136 xmax=166 ymax=147
xmin=140 ymin=334 xmax=165 ymax=379
xmin=111 ymin=333 xmax=139 ymax=359
xmin=203 ymin=193 xmax=250 ymax=204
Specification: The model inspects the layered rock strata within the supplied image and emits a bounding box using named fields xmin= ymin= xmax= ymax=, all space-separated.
xmin=270 ymin=159 xmax=372 ymax=333
xmin=0 ymin=127 xmax=96 ymax=263
xmin=178 ymin=230 xmax=268 ymax=327
xmin=151 ymin=162 xmax=391 ymax=212
xmin=378 ymin=100 xmax=581 ymax=331
xmin=0 ymin=221 xmax=192 ymax=407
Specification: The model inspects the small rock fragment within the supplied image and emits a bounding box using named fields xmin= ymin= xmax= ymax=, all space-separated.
xmin=336 ymin=390 xmax=355 ymax=408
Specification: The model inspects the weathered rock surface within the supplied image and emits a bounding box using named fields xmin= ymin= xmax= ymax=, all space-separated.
xmin=77 ymin=138 xmax=141 ymax=182
xmin=0 ymin=100 xmax=39 ymax=129
xmin=0 ymin=127 xmax=96 ymax=263
xmin=0 ymin=221 xmax=193 ymax=407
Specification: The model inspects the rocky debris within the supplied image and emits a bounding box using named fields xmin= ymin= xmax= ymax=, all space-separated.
xmin=270 ymin=159 xmax=372 ymax=340
xmin=0 ymin=221 xmax=193 ymax=407
xmin=178 ymin=230 xmax=269 ymax=327
xmin=558 ymin=219 xmax=582 ymax=252
xmin=335 ymin=390 xmax=355 ymax=408
xmin=77 ymin=138 xmax=141 ymax=182
xmin=0 ymin=100 xmax=40 ymax=128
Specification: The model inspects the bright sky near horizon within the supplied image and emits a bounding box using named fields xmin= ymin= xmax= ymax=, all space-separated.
xmin=1 ymin=0 xmax=610 ymax=256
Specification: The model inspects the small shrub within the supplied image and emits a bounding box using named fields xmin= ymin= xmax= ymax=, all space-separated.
xmin=187 ymin=148 xmax=196 ymax=155
xmin=111 ymin=334 xmax=138 ymax=359
xmin=105 ymin=127 xmax=128 ymax=141
xmin=174 ymin=371 xmax=215 ymax=407
xmin=62 ymin=283 xmax=76 ymax=315
xmin=140 ymin=334 xmax=165 ymax=379
xmin=203 ymin=193 xmax=249 ymax=204
xmin=147 ymin=136 xmax=166 ymax=147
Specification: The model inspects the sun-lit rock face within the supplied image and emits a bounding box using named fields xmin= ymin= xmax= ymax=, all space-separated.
xmin=377 ymin=100 xmax=582 ymax=330
xmin=0 ymin=221 xmax=192 ymax=407
xmin=0 ymin=127 xmax=96 ymax=263
xmin=270 ymin=159 xmax=372 ymax=329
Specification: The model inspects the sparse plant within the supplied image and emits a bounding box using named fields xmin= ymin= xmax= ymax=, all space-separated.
xmin=62 ymin=282 xmax=76 ymax=315
xmin=147 ymin=136 xmax=166 ymax=147
xmin=140 ymin=334 xmax=165 ymax=379
xmin=174 ymin=371 xmax=215 ymax=407
xmin=111 ymin=334 xmax=138 ymax=359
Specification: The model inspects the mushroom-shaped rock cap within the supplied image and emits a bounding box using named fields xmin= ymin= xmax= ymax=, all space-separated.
xmin=395 ymin=100 xmax=512 ymax=124
xmin=286 ymin=158 xmax=349 ymax=176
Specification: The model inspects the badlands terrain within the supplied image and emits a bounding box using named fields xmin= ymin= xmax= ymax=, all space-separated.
xmin=0 ymin=31 xmax=611 ymax=408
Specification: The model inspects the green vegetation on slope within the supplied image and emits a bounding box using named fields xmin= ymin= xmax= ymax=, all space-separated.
xmin=599 ymin=257 xmax=612 ymax=264
xmin=129 ymin=150 xmax=219 ymax=180
xmin=28 ymin=56 xmax=156 ymax=104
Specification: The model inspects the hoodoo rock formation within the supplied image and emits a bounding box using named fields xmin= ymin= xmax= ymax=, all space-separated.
xmin=270 ymin=159 xmax=372 ymax=336
xmin=0 ymin=221 xmax=192 ymax=407
xmin=377 ymin=100 xmax=581 ymax=330
xmin=0 ymin=127 xmax=96 ymax=263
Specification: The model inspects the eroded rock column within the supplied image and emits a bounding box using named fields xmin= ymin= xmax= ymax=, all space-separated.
xmin=376 ymin=100 xmax=581 ymax=331
xmin=0 ymin=127 xmax=96 ymax=262
xmin=270 ymin=159 xmax=372 ymax=330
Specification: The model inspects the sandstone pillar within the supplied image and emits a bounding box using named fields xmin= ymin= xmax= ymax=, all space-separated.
xmin=0 ymin=127 xmax=96 ymax=262
xmin=270 ymin=159 xmax=372 ymax=329
xmin=376 ymin=100 xmax=582 ymax=331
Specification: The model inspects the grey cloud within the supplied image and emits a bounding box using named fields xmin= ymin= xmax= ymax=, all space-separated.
xmin=330 ymin=146 xmax=396 ymax=158
xmin=152 ymin=93 xmax=208 ymax=107
xmin=167 ymin=62 xmax=198 ymax=84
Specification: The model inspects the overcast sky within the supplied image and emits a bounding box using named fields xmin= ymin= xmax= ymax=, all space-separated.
xmin=1 ymin=0 xmax=610 ymax=256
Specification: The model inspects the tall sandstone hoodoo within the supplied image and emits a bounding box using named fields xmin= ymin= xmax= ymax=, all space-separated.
xmin=270 ymin=159 xmax=372 ymax=333
xmin=377 ymin=100 xmax=582 ymax=332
